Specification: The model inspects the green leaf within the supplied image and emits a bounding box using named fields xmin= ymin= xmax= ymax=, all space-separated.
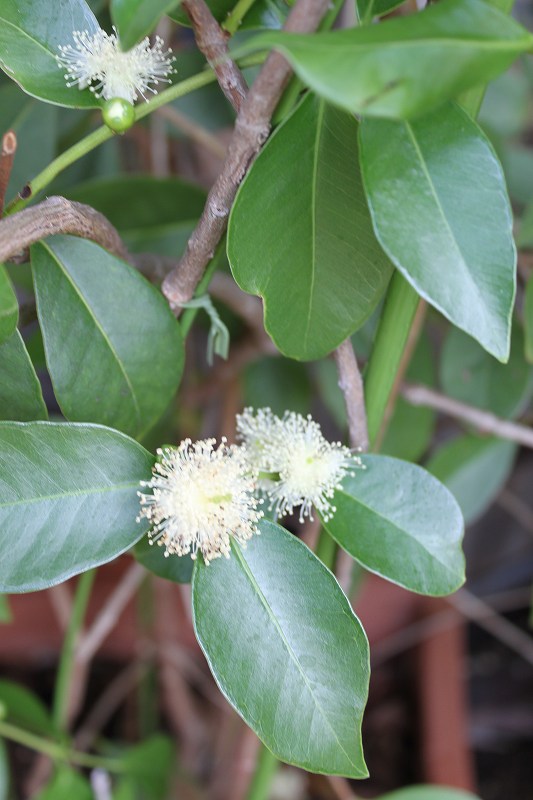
xmin=32 ymin=236 xmax=184 ymax=439
xmin=323 ymin=455 xmax=465 ymax=596
xmin=0 ymin=0 xmax=101 ymax=108
xmin=360 ymin=103 xmax=516 ymax=361
xmin=0 ymin=680 xmax=55 ymax=735
xmin=427 ymin=435 xmax=516 ymax=525
xmin=228 ymin=95 xmax=393 ymax=360
xmin=111 ymin=0 xmax=180 ymax=49
xmin=193 ymin=519 xmax=369 ymax=777
xmin=0 ymin=266 xmax=18 ymax=345
xmin=380 ymin=334 xmax=436 ymax=462
xmin=33 ymin=768 xmax=92 ymax=800
xmin=235 ymin=0 xmax=532 ymax=119
xmin=121 ymin=735 xmax=174 ymax=799
xmin=243 ymin=357 xmax=312 ymax=416
xmin=440 ymin=324 xmax=533 ymax=418
xmin=356 ymin=0 xmax=407 ymax=24
xmin=524 ymin=274 xmax=533 ymax=364
xmin=0 ymin=421 xmax=153 ymax=592
xmin=134 ymin=535 xmax=193 ymax=583
xmin=379 ymin=788 xmax=481 ymax=800
xmin=0 ymin=330 xmax=47 ymax=422
xmin=170 ymin=0 xmax=290 ymax=30
xmin=0 ymin=85 xmax=57 ymax=204
xmin=65 ymin=176 xmax=206 ymax=258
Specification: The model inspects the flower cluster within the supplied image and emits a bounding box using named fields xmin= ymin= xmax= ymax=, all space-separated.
xmin=57 ymin=27 xmax=174 ymax=104
xmin=138 ymin=409 xmax=362 ymax=564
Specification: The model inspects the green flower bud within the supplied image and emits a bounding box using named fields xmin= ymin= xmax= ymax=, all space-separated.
xmin=102 ymin=98 xmax=136 ymax=134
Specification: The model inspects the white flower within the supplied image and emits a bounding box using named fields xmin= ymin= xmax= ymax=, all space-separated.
xmin=57 ymin=28 xmax=174 ymax=103
xmin=137 ymin=438 xmax=262 ymax=564
xmin=236 ymin=408 xmax=361 ymax=523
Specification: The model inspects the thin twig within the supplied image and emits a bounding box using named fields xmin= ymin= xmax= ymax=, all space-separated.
xmin=182 ymin=0 xmax=248 ymax=113
xmin=157 ymin=105 xmax=227 ymax=159
xmin=0 ymin=196 xmax=129 ymax=264
xmin=162 ymin=0 xmax=331 ymax=311
xmin=333 ymin=339 xmax=369 ymax=451
xmin=0 ymin=131 xmax=16 ymax=218
xmin=76 ymin=563 xmax=146 ymax=664
xmin=402 ymin=383 xmax=533 ymax=449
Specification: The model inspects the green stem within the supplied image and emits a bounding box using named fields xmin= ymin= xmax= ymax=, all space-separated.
xmin=180 ymin=236 xmax=227 ymax=337
xmin=315 ymin=527 xmax=338 ymax=570
xmin=5 ymin=56 xmax=265 ymax=216
xmin=245 ymin=743 xmax=279 ymax=800
xmin=223 ymin=0 xmax=260 ymax=34
xmin=0 ymin=720 xmax=125 ymax=773
xmin=364 ymin=273 xmax=419 ymax=448
xmin=52 ymin=568 xmax=95 ymax=731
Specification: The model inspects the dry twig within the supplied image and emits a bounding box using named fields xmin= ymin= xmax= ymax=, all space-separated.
xmin=333 ymin=339 xmax=369 ymax=451
xmin=0 ymin=131 xmax=16 ymax=218
xmin=162 ymin=0 xmax=331 ymax=310
xmin=0 ymin=196 xmax=129 ymax=264
xmin=403 ymin=383 xmax=533 ymax=449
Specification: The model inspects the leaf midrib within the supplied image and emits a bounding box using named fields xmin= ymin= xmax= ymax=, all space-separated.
xmin=303 ymin=99 xmax=324 ymax=350
xmin=232 ymin=541 xmax=356 ymax=766
xmin=0 ymin=480 xmax=141 ymax=510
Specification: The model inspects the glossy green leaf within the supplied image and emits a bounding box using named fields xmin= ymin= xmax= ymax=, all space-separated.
xmin=33 ymin=768 xmax=92 ymax=800
xmin=65 ymin=176 xmax=206 ymax=258
xmin=228 ymin=95 xmax=393 ymax=360
xmin=121 ymin=735 xmax=174 ymax=799
xmin=112 ymin=0 xmax=180 ymax=49
xmin=360 ymin=103 xmax=516 ymax=361
xmin=379 ymin=788 xmax=481 ymax=800
xmin=440 ymin=325 xmax=533 ymax=418
xmin=193 ymin=519 xmax=369 ymax=777
xmin=0 ymin=680 xmax=55 ymax=735
xmin=427 ymin=435 xmax=516 ymax=525
xmin=0 ymin=85 xmax=57 ymax=204
xmin=323 ymin=455 xmax=465 ymax=596
xmin=0 ymin=330 xmax=47 ymax=422
xmin=0 ymin=0 xmax=101 ymax=108
xmin=236 ymin=0 xmax=532 ymax=119
xmin=525 ymin=274 xmax=533 ymax=364
xmin=0 ymin=266 xmax=18 ymax=345
xmin=0 ymin=421 xmax=153 ymax=592
xmin=134 ymin=535 xmax=193 ymax=583
xmin=32 ymin=236 xmax=184 ymax=439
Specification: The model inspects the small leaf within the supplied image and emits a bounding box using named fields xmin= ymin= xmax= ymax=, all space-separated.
xmin=111 ymin=0 xmax=180 ymax=49
xmin=0 ymin=266 xmax=18 ymax=345
xmin=65 ymin=176 xmax=206 ymax=258
xmin=440 ymin=324 xmax=533 ymax=418
xmin=33 ymin=768 xmax=92 ymax=800
xmin=356 ymin=0 xmax=407 ymax=23
xmin=32 ymin=236 xmax=184 ymax=439
xmin=235 ymin=0 xmax=532 ymax=119
xmin=360 ymin=103 xmax=516 ymax=361
xmin=0 ymin=330 xmax=47 ymax=422
xmin=323 ymin=455 xmax=465 ymax=596
xmin=0 ymin=680 xmax=55 ymax=735
xmin=0 ymin=421 xmax=153 ymax=592
xmin=120 ymin=735 xmax=174 ymax=799
xmin=228 ymin=94 xmax=392 ymax=360
xmin=524 ymin=274 xmax=533 ymax=364
xmin=134 ymin=536 xmax=193 ymax=583
xmin=379 ymin=788 xmax=482 ymax=800
xmin=427 ymin=435 xmax=517 ymax=525
xmin=0 ymin=0 xmax=101 ymax=108
xmin=193 ymin=519 xmax=369 ymax=777
xmin=170 ymin=0 xmax=290 ymax=30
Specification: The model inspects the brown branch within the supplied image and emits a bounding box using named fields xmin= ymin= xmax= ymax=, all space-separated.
xmin=182 ymin=0 xmax=248 ymax=113
xmin=0 ymin=196 xmax=129 ymax=263
xmin=402 ymin=383 xmax=533 ymax=449
xmin=0 ymin=131 xmax=16 ymax=218
xmin=162 ymin=0 xmax=331 ymax=311
xmin=333 ymin=339 xmax=369 ymax=451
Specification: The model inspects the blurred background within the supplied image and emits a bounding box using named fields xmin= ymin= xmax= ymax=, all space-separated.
xmin=1 ymin=0 xmax=533 ymax=798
